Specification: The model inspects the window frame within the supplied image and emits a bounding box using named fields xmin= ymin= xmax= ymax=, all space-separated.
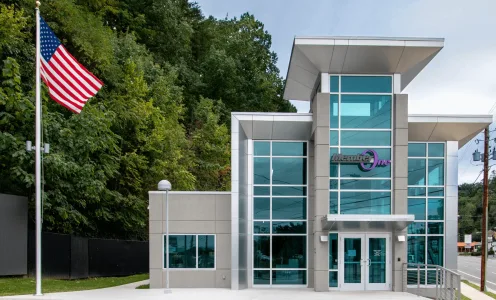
xmin=163 ymin=234 xmax=216 ymax=270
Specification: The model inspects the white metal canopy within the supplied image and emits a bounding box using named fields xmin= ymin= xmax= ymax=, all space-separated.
xmin=322 ymin=214 xmax=415 ymax=231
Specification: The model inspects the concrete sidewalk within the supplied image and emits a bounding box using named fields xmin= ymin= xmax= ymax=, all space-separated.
xmin=1 ymin=286 xmax=429 ymax=300
xmin=461 ymin=282 xmax=495 ymax=300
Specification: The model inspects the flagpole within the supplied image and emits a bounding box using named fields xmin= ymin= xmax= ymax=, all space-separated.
xmin=35 ymin=0 xmax=43 ymax=296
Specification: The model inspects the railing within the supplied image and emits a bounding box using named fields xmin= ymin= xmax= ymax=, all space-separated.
xmin=402 ymin=263 xmax=461 ymax=300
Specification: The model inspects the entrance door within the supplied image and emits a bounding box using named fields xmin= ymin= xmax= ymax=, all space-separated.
xmin=339 ymin=233 xmax=390 ymax=291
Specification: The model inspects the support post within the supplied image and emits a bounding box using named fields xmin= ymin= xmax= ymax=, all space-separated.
xmin=481 ymin=126 xmax=489 ymax=292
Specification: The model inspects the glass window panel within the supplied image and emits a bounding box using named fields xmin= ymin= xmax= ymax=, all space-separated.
xmin=272 ymin=221 xmax=306 ymax=234
xmin=408 ymin=187 xmax=426 ymax=196
xmin=340 ymin=191 xmax=391 ymax=214
xmin=428 ymin=187 xmax=444 ymax=197
xmin=168 ymin=235 xmax=196 ymax=268
xmin=329 ymin=179 xmax=338 ymax=189
xmin=428 ymin=222 xmax=444 ymax=234
xmin=408 ymin=198 xmax=426 ymax=220
xmin=340 ymin=131 xmax=391 ymax=146
xmin=253 ymin=236 xmax=270 ymax=268
xmin=427 ymin=270 xmax=437 ymax=285
xmin=253 ymin=270 xmax=270 ymax=285
xmin=330 ymin=76 xmax=339 ymax=92
xmin=339 ymin=148 xmax=391 ymax=178
xmin=427 ymin=237 xmax=444 ymax=266
xmin=407 ymin=270 xmax=426 ymax=285
xmin=428 ymin=143 xmax=445 ymax=157
xmin=272 ymin=197 xmax=306 ymax=220
xmin=428 ymin=159 xmax=444 ymax=186
xmin=272 ymin=186 xmax=306 ymax=196
xmin=272 ymin=142 xmax=306 ymax=156
xmin=254 ymin=186 xmax=270 ymax=196
xmin=329 ymin=233 xmax=338 ymax=270
xmin=272 ymin=158 xmax=307 ymax=185
xmin=330 ymin=192 xmax=338 ymax=214
xmin=272 ymin=236 xmax=306 ymax=268
xmin=408 ymin=159 xmax=426 ymax=186
xmin=408 ymin=222 xmax=426 ymax=234
xmin=428 ymin=198 xmax=444 ymax=220
xmin=254 ymin=157 xmax=270 ymax=184
xmin=341 ymin=76 xmax=392 ymax=93
xmin=272 ymin=270 xmax=306 ymax=285
xmin=198 ymin=235 xmax=215 ymax=268
xmin=369 ymin=238 xmax=386 ymax=283
xmin=254 ymin=197 xmax=270 ymax=220
xmin=408 ymin=143 xmax=426 ymax=157
xmin=330 ymin=130 xmax=339 ymax=146
xmin=254 ymin=141 xmax=270 ymax=156
xmin=344 ymin=238 xmax=362 ymax=283
xmin=340 ymin=95 xmax=391 ymax=129
xmin=329 ymin=271 xmax=338 ymax=287
xmin=330 ymin=94 xmax=339 ymax=128
xmin=408 ymin=236 xmax=426 ymax=264
xmin=254 ymin=221 xmax=270 ymax=234
xmin=330 ymin=148 xmax=338 ymax=177
xmin=340 ymin=179 xmax=391 ymax=190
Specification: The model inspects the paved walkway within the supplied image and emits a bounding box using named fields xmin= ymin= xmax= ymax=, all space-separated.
xmin=1 ymin=283 xmax=429 ymax=300
xmin=461 ymin=282 xmax=495 ymax=300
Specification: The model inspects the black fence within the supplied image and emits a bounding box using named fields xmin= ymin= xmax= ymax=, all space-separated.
xmin=28 ymin=231 xmax=148 ymax=279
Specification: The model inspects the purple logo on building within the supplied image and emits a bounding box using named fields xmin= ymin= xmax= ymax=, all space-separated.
xmin=331 ymin=149 xmax=391 ymax=172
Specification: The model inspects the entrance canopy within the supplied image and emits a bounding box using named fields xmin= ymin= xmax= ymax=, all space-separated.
xmin=322 ymin=214 xmax=414 ymax=231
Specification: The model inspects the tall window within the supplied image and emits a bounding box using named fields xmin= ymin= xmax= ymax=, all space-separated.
xmin=253 ymin=141 xmax=308 ymax=285
xmin=407 ymin=143 xmax=445 ymax=284
xmin=329 ymin=75 xmax=393 ymax=215
xmin=164 ymin=234 xmax=215 ymax=269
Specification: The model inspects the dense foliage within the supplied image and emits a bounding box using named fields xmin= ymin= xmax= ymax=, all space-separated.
xmin=0 ymin=0 xmax=295 ymax=240
xmin=458 ymin=173 xmax=496 ymax=241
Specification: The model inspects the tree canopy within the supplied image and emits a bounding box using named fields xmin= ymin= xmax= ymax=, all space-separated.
xmin=0 ymin=0 xmax=295 ymax=240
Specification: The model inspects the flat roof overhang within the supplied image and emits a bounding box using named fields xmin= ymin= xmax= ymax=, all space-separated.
xmin=322 ymin=214 xmax=415 ymax=231
xmin=284 ymin=36 xmax=444 ymax=101
xmin=408 ymin=114 xmax=493 ymax=148
xmin=232 ymin=112 xmax=313 ymax=140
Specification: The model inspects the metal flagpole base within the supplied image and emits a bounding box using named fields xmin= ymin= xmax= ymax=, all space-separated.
xmin=163 ymin=289 xmax=172 ymax=294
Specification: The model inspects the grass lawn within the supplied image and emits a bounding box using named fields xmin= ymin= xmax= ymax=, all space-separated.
xmin=0 ymin=274 xmax=148 ymax=297
xmin=462 ymin=294 xmax=472 ymax=300
xmin=136 ymin=284 xmax=149 ymax=289
xmin=462 ymin=280 xmax=496 ymax=299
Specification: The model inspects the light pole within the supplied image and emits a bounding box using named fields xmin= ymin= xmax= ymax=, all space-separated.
xmin=158 ymin=180 xmax=172 ymax=293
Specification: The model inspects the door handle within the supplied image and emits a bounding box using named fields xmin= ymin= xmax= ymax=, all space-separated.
xmin=367 ymin=258 xmax=371 ymax=266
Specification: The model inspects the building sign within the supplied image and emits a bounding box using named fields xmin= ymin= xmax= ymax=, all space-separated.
xmin=331 ymin=149 xmax=391 ymax=171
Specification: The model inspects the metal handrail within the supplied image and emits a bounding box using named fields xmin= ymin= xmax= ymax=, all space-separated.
xmin=402 ymin=263 xmax=461 ymax=300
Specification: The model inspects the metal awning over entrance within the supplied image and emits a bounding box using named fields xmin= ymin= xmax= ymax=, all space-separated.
xmin=322 ymin=214 xmax=414 ymax=231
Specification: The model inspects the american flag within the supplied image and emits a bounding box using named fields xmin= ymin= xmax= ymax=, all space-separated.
xmin=39 ymin=16 xmax=103 ymax=113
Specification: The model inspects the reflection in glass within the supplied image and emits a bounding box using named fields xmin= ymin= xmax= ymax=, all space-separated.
xmin=254 ymin=141 xmax=270 ymax=156
xmin=408 ymin=198 xmax=426 ymax=220
xmin=254 ymin=236 xmax=270 ymax=268
xmin=330 ymin=148 xmax=338 ymax=177
xmin=330 ymin=130 xmax=339 ymax=146
xmin=254 ymin=197 xmax=269 ymax=219
xmin=329 ymin=271 xmax=338 ymax=287
xmin=408 ymin=222 xmax=426 ymax=234
xmin=408 ymin=143 xmax=426 ymax=157
xmin=340 ymin=95 xmax=391 ymax=129
xmin=254 ymin=221 xmax=270 ymax=234
xmin=340 ymin=179 xmax=391 ymax=190
xmin=341 ymin=76 xmax=392 ymax=93
xmin=254 ymin=186 xmax=270 ymax=196
xmin=407 ymin=236 xmax=426 ymax=264
xmin=408 ymin=270 xmax=426 ymax=285
xmin=344 ymin=238 xmax=362 ymax=283
xmin=330 ymin=95 xmax=339 ymax=128
xmin=329 ymin=233 xmax=338 ymax=270
xmin=329 ymin=179 xmax=338 ymax=189
xmin=340 ymin=131 xmax=391 ymax=146
xmin=330 ymin=192 xmax=338 ymax=214
xmin=428 ymin=198 xmax=444 ymax=220
xmin=428 ymin=143 xmax=445 ymax=157
xmin=408 ymin=187 xmax=426 ymax=196
xmin=272 ymin=236 xmax=306 ymax=268
xmin=428 ymin=187 xmax=444 ymax=196
xmin=428 ymin=222 xmax=444 ymax=234
xmin=427 ymin=236 xmax=443 ymax=266
xmin=340 ymin=148 xmax=391 ymax=178
xmin=272 ymin=221 xmax=306 ymax=234
xmin=272 ymin=158 xmax=307 ymax=185
xmin=272 ymin=186 xmax=306 ymax=196
xmin=408 ymin=159 xmax=426 ymax=186
xmin=330 ymin=76 xmax=339 ymax=92
xmin=272 ymin=270 xmax=306 ymax=285
xmin=340 ymin=191 xmax=391 ymax=214
xmin=254 ymin=157 xmax=270 ymax=184
xmin=254 ymin=270 xmax=270 ymax=285
xmin=272 ymin=197 xmax=306 ymax=220
xmin=272 ymin=142 xmax=306 ymax=156
xmin=198 ymin=235 xmax=215 ymax=268
xmin=168 ymin=235 xmax=196 ymax=268
xmin=369 ymin=238 xmax=386 ymax=283
xmin=428 ymin=159 xmax=444 ymax=186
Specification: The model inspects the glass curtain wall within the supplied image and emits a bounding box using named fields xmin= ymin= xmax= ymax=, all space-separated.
xmin=329 ymin=75 xmax=393 ymax=215
xmin=407 ymin=143 xmax=445 ymax=284
xmin=253 ymin=141 xmax=308 ymax=286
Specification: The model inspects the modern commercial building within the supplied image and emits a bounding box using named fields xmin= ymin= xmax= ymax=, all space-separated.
xmin=149 ymin=36 xmax=492 ymax=292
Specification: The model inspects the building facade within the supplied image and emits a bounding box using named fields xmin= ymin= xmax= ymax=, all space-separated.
xmin=149 ymin=36 xmax=492 ymax=292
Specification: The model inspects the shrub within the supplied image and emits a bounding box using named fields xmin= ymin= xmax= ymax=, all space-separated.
xmin=471 ymin=251 xmax=482 ymax=256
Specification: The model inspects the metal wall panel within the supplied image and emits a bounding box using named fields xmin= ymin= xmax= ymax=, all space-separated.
xmin=0 ymin=194 xmax=27 ymax=276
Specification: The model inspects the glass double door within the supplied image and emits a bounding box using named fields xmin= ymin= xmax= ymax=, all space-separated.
xmin=339 ymin=233 xmax=390 ymax=291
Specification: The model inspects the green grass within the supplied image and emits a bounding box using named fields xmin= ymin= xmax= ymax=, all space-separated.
xmin=136 ymin=284 xmax=149 ymax=289
xmin=462 ymin=294 xmax=472 ymax=300
xmin=0 ymin=274 xmax=148 ymax=297
xmin=462 ymin=279 xmax=496 ymax=299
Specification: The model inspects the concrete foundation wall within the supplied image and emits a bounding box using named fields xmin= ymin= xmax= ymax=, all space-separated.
xmin=149 ymin=192 xmax=231 ymax=289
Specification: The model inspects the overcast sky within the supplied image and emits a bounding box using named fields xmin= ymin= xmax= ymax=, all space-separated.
xmin=196 ymin=0 xmax=496 ymax=183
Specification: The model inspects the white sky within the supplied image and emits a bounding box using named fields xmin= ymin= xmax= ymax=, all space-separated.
xmin=196 ymin=0 xmax=496 ymax=183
